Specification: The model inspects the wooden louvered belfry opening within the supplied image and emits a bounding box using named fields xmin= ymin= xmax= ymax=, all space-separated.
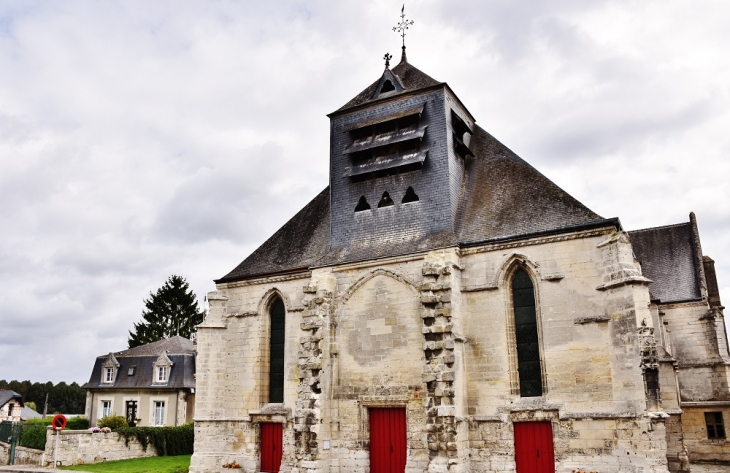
xmin=369 ymin=408 xmax=407 ymax=473
xmin=269 ymin=298 xmax=285 ymax=403
xmin=512 ymin=269 xmax=543 ymax=397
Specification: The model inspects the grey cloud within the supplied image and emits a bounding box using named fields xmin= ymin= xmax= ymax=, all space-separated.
xmin=1 ymin=0 xmax=729 ymax=385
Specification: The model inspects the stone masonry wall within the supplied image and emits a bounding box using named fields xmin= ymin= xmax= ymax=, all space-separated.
xmin=469 ymin=415 xmax=668 ymax=472
xmin=191 ymin=230 xmax=673 ymax=472
xmin=680 ymin=407 xmax=730 ymax=463
xmin=42 ymin=429 xmax=156 ymax=467
xmin=0 ymin=440 xmax=44 ymax=466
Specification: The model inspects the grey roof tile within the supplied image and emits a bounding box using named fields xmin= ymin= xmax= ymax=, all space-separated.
xmin=85 ymin=337 xmax=196 ymax=390
xmin=114 ymin=336 xmax=194 ymax=357
xmin=0 ymin=390 xmax=23 ymax=407
xmin=218 ymin=125 xmax=609 ymax=282
xmin=455 ymin=126 xmax=605 ymax=243
xmin=85 ymin=354 xmax=195 ymax=390
xmin=335 ymin=59 xmax=441 ymax=113
xmin=217 ymin=62 xmax=615 ymax=283
xmin=217 ymin=187 xmax=330 ymax=283
xmin=629 ymin=222 xmax=701 ymax=303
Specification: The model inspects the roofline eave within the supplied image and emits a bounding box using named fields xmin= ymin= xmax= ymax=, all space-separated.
xmin=328 ymin=82 xmax=477 ymax=125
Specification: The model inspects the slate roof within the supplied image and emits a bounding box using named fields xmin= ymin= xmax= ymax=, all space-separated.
xmin=218 ymin=124 xmax=612 ymax=282
xmin=113 ymin=336 xmax=194 ymax=357
xmin=218 ymin=187 xmax=330 ymax=283
xmin=0 ymin=390 xmax=23 ymax=408
xmin=629 ymin=222 xmax=702 ymax=303
xmin=335 ymin=56 xmax=442 ymax=113
xmin=218 ymin=56 xmax=622 ymax=283
xmin=85 ymin=336 xmax=195 ymax=390
xmin=455 ymin=127 xmax=606 ymax=244
xmin=20 ymin=406 xmax=42 ymax=420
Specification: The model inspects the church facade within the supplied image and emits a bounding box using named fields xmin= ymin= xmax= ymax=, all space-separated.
xmin=190 ymin=50 xmax=730 ymax=473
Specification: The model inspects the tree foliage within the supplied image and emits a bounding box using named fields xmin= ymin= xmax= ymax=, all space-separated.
xmin=0 ymin=379 xmax=85 ymax=414
xmin=128 ymin=275 xmax=205 ymax=348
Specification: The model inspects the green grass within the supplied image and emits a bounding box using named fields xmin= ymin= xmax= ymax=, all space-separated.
xmin=59 ymin=454 xmax=191 ymax=473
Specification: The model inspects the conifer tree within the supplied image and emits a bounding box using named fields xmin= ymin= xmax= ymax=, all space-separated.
xmin=127 ymin=275 xmax=205 ymax=348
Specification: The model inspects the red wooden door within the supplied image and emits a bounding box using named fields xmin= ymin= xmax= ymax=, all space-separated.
xmin=370 ymin=408 xmax=407 ymax=473
xmin=514 ymin=422 xmax=555 ymax=473
xmin=260 ymin=423 xmax=283 ymax=473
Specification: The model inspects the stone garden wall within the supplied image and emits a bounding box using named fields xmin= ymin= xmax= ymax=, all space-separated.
xmin=0 ymin=440 xmax=44 ymax=466
xmin=42 ymin=429 xmax=156 ymax=467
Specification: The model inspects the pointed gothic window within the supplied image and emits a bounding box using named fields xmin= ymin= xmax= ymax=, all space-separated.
xmin=355 ymin=196 xmax=371 ymax=212
xmin=512 ymin=269 xmax=543 ymax=397
xmin=402 ymin=186 xmax=419 ymax=203
xmin=377 ymin=192 xmax=394 ymax=208
xmin=269 ymin=298 xmax=286 ymax=403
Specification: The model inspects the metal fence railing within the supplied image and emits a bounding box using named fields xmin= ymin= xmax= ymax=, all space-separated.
xmin=0 ymin=420 xmax=29 ymax=465
xmin=0 ymin=420 xmax=18 ymax=443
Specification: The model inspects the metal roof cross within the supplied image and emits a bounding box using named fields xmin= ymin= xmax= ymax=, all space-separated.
xmin=392 ymin=4 xmax=414 ymax=49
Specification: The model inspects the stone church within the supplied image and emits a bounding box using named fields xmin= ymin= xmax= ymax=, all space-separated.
xmin=190 ymin=46 xmax=730 ymax=473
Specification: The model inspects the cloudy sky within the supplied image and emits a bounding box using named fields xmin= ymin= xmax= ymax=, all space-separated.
xmin=1 ymin=1 xmax=729 ymax=385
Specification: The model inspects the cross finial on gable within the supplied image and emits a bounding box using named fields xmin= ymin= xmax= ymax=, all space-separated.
xmin=384 ymin=52 xmax=392 ymax=68
xmin=392 ymin=4 xmax=414 ymax=60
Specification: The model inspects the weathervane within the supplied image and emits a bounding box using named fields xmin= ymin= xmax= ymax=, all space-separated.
xmin=384 ymin=52 xmax=392 ymax=68
xmin=392 ymin=4 xmax=414 ymax=50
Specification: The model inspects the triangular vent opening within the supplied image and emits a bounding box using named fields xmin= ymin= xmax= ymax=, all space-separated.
xmin=355 ymin=196 xmax=371 ymax=212
xmin=378 ymin=192 xmax=394 ymax=208
xmin=402 ymin=187 xmax=419 ymax=203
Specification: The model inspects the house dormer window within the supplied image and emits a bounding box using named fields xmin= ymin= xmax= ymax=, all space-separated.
xmin=100 ymin=353 xmax=120 ymax=385
xmin=152 ymin=351 xmax=173 ymax=385
xmin=156 ymin=366 xmax=168 ymax=383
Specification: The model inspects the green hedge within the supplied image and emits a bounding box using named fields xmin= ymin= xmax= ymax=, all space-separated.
xmin=19 ymin=425 xmax=47 ymax=450
xmin=23 ymin=417 xmax=89 ymax=430
xmin=116 ymin=423 xmax=194 ymax=456
xmin=67 ymin=417 xmax=90 ymax=430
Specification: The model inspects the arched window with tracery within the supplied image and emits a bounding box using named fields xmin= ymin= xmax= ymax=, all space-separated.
xmin=269 ymin=298 xmax=286 ymax=403
xmin=512 ymin=269 xmax=543 ymax=397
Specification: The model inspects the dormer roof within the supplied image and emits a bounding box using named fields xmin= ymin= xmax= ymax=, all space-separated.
xmin=335 ymin=58 xmax=441 ymax=113
xmin=84 ymin=336 xmax=195 ymax=390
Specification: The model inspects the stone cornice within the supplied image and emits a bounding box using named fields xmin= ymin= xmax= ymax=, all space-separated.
xmin=459 ymin=228 xmax=614 ymax=256
xmin=217 ymin=271 xmax=311 ymax=289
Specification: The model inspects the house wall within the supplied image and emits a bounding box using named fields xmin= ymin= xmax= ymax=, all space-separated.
xmin=191 ymin=229 xmax=671 ymax=473
xmin=0 ymin=401 xmax=22 ymax=422
xmin=86 ymin=389 xmax=190 ymax=427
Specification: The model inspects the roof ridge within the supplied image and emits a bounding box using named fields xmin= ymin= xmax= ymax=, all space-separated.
xmin=629 ymin=221 xmax=691 ymax=233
